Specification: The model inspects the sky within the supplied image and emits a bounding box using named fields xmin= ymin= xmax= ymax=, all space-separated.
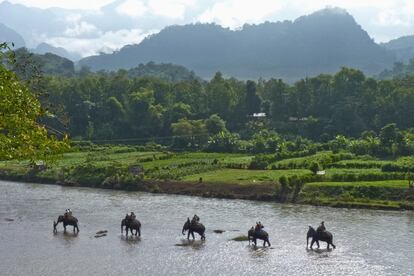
xmin=2 ymin=0 xmax=414 ymax=57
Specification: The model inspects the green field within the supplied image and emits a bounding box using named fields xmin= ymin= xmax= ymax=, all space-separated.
xmin=183 ymin=168 xmax=310 ymax=184
xmin=0 ymin=146 xmax=412 ymax=210
xmin=305 ymin=180 xmax=408 ymax=189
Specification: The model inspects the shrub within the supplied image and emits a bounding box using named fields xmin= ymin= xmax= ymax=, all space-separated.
xmin=248 ymin=155 xmax=275 ymax=170
xmin=309 ymin=162 xmax=320 ymax=174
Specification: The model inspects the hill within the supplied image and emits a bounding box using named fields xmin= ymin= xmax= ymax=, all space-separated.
xmin=32 ymin=43 xmax=81 ymax=61
xmin=0 ymin=23 xmax=25 ymax=48
xmin=79 ymin=8 xmax=394 ymax=80
xmin=382 ymin=35 xmax=414 ymax=63
xmin=13 ymin=48 xmax=75 ymax=77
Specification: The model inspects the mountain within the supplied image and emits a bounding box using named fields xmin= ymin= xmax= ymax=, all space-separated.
xmin=0 ymin=1 xmax=69 ymax=47
xmin=32 ymin=43 xmax=81 ymax=61
xmin=382 ymin=36 xmax=414 ymax=63
xmin=0 ymin=23 xmax=25 ymax=48
xmin=79 ymin=8 xmax=395 ymax=80
xmin=13 ymin=48 xmax=75 ymax=77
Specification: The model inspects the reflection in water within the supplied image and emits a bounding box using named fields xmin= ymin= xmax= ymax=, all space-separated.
xmin=0 ymin=180 xmax=413 ymax=276
xmin=120 ymin=235 xmax=141 ymax=244
xmin=176 ymin=239 xmax=206 ymax=250
xmin=53 ymin=231 xmax=79 ymax=248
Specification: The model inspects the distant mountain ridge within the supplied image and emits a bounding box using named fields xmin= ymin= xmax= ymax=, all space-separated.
xmin=382 ymin=35 xmax=414 ymax=63
xmin=79 ymin=8 xmax=395 ymax=80
xmin=0 ymin=22 xmax=25 ymax=48
xmin=32 ymin=43 xmax=81 ymax=61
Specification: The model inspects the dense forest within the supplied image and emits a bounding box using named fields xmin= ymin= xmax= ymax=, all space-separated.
xmin=26 ymin=65 xmax=414 ymax=158
xmin=378 ymin=59 xmax=414 ymax=79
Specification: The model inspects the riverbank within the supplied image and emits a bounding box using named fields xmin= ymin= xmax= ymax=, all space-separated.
xmin=0 ymin=166 xmax=413 ymax=211
xmin=0 ymin=147 xmax=413 ymax=211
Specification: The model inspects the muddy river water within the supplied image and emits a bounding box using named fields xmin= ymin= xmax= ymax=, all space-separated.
xmin=0 ymin=180 xmax=413 ymax=275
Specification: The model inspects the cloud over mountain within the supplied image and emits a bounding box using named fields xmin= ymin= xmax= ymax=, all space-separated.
xmin=2 ymin=0 xmax=414 ymax=59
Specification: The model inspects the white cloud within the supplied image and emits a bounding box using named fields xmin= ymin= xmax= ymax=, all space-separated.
xmin=198 ymin=0 xmax=284 ymax=28
xmin=64 ymin=21 xmax=98 ymax=37
xmin=148 ymin=0 xmax=195 ymax=19
xmin=7 ymin=0 xmax=114 ymax=10
xmin=46 ymin=29 xmax=157 ymax=57
xmin=116 ymin=0 xmax=148 ymax=18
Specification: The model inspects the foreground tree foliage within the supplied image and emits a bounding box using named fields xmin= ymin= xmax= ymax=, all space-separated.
xmin=0 ymin=43 xmax=69 ymax=162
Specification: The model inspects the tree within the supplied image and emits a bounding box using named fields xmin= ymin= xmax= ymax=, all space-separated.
xmin=0 ymin=43 xmax=69 ymax=162
xmin=171 ymin=119 xmax=207 ymax=149
xmin=245 ymin=80 xmax=261 ymax=115
xmin=379 ymin=123 xmax=398 ymax=147
xmin=205 ymin=114 xmax=226 ymax=134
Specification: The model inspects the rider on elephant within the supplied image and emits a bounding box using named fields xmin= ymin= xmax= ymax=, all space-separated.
xmin=317 ymin=221 xmax=326 ymax=234
xmin=255 ymin=222 xmax=264 ymax=233
xmin=191 ymin=214 xmax=200 ymax=225
xmin=130 ymin=212 xmax=136 ymax=221
xmin=64 ymin=209 xmax=72 ymax=219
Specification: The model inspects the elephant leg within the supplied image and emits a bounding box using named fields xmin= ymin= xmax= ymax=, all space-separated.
xmin=73 ymin=225 xmax=76 ymax=232
xmin=135 ymin=228 xmax=138 ymax=236
xmin=316 ymin=240 xmax=320 ymax=249
xmin=253 ymin=238 xmax=257 ymax=246
xmin=327 ymin=242 xmax=330 ymax=249
xmin=187 ymin=230 xmax=190 ymax=240
xmin=191 ymin=231 xmax=195 ymax=240
xmin=138 ymin=228 xmax=141 ymax=237
xmin=63 ymin=224 xmax=66 ymax=232
xmin=263 ymin=240 xmax=266 ymax=247
xmin=267 ymin=239 xmax=271 ymax=247
xmin=310 ymin=238 xmax=316 ymax=249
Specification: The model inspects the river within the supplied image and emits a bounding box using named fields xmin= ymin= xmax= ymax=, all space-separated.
xmin=0 ymin=180 xmax=413 ymax=275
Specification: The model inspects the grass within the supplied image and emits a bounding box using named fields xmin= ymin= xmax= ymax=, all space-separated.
xmin=323 ymin=168 xmax=381 ymax=176
xmin=305 ymin=180 xmax=409 ymax=189
xmin=183 ymin=168 xmax=310 ymax=184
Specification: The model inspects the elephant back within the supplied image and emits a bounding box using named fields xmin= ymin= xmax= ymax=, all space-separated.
xmin=318 ymin=230 xmax=333 ymax=241
xmin=191 ymin=222 xmax=205 ymax=232
xmin=253 ymin=229 xmax=268 ymax=239
xmin=131 ymin=219 xmax=141 ymax=228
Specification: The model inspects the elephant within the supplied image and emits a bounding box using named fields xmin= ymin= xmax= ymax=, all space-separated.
xmin=53 ymin=215 xmax=79 ymax=233
xmin=248 ymin=224 xmax=271 ymax=247
xmin=307 ymin=226 xmax=336 ymax=249
xmin=182 ymin=218 xmax=205 ymax=240
xmin=121 ymin=214 xmax=141 ymax=237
